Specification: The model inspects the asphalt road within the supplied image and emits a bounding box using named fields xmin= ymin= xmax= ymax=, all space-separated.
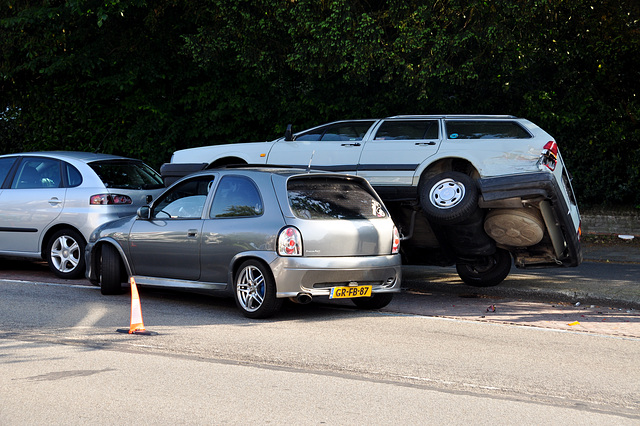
xmin=1 ymin=261 xmax=639 ymax=424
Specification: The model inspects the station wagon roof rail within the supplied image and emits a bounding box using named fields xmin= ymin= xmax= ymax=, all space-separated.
xmin=386 ymin=115 xmax=519 ymax=119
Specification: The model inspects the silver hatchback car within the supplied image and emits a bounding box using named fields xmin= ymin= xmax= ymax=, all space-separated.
xmin=85 ymin=167 xmax=402 ymax=318
xmin=0 ymin=152 xmax=165 ymax=279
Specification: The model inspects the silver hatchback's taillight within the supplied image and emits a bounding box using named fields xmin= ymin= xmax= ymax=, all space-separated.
xmin=90 ymin=194 xmax=133 ymax=205
xmin=392 ymin=226 xmax=400 ymax=254
xmin=278 ymin=226 xmax=302 ymax=256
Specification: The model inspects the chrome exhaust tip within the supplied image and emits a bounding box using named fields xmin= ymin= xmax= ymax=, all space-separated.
xmin=290 ymin=293 xmax=313 ymax=304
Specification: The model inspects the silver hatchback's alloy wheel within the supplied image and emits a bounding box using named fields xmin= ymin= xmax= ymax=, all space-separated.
xmin=46 ymin=229 xmax=86 ymax=279
xmin=234 ymin=260 xmax=283 ymax=319
xmin=236 ymin=264 xmax=265 ymax=312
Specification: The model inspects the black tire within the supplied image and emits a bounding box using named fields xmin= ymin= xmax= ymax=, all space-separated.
xmin=46 ymin=229 xmax=86 ymax=279
xmin=455 ymin=248 xmax=512 ymax=287
xmin=420 ymin=171 xmax=478 ymax=225
xmin=352 ymin=293 xmax=394 ymax=310
xmin=234 ymin=259 xmax=283 ymax=319
xmin=100 ymin=244 xmax=125 ymax=295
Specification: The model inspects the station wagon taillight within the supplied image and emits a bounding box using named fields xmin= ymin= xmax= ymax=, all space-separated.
xmin=540 ymin=141 xmax=559 ymax=171
xmin=278 ymin=226 xmax=302 ymax=256
xmin=392 ymin=226 xmax=400 ymax=254
xmin=90 ymin=194 xmax=133 ymax=205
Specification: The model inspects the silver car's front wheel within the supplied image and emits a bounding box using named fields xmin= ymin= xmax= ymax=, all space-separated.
xmin=46 ymin=229 xmax=86 ymax=279
xmin=234 ymin=260 xmax=283 ymax=319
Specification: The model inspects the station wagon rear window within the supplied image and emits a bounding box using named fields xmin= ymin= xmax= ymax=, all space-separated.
xmin=287 ymin=177 xmax=387 ymax=220
xmin=446 ymin=121 xmax=531 ymax=139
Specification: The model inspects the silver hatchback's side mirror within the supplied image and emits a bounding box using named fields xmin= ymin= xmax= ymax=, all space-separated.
xmin=137 ymin=205 xmax=151 ymax=220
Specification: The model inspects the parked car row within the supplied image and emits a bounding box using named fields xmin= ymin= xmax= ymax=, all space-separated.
xmin=0 ymin=115 xmax=583 ymax=318
xmin=0 ymin=151 xmax=401 ymax=318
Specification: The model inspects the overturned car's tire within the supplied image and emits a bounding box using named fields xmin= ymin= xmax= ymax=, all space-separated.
xmin=455 ymin=248 xmax=512 ymax=287
xmin=420 ymin=171 xmax=478 ymax=225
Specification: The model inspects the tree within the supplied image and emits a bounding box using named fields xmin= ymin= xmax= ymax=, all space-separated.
xmin=2 ymin=0 xmax=639 ymax=207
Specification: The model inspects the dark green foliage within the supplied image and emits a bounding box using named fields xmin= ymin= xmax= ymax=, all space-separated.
xmin=1 ymin=0 xmax=639 ymax=208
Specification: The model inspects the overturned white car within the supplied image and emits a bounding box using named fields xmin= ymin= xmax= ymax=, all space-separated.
xmin=161 ymin=115 xmax=582 ymax=287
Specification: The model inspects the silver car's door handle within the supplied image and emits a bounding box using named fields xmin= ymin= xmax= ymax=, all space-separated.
xmin=187 ymin=229 xmax=198 ymax=238
xmin=341 ymin=143 xmax=361 ymax=147
xmin=415 ymin=141 xmax=437 ymax=146
xmin=48 ymin=197 xmax=63 ymax=205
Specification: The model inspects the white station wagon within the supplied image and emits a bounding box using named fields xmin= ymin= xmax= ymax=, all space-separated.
xmin=161 ymin=115 xmax=582 ymax=287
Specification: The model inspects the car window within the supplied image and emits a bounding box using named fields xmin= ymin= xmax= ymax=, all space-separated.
xmin=89 ymin=160 xmax=164 ymax=190
xmin=295 ymin=121 xmax=375 ymax=142
xmin=11 ymin=157 xmax=61 ymax=189
xmin=446 ymin=121 xmax=532 ymax=139
xmin=65 ymin=163 xmax=83 ymax=187
xmin=210 ymin=175 xmax=263 ymax=218
xmin=0 ymin=157 xmax=18 ymax=187
xmin=374 ymin=120 xmax=439 ymax=140
xmin=287 ymin=177 xmax=387 ymax=220
xmin=152 ymin=176 xmax=214 ymax=219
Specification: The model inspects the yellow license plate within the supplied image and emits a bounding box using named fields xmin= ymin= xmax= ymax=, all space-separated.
xmin=329 ymin=285 xmax=372 ymax=299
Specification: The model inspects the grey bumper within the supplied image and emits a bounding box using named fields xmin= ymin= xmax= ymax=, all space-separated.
xmin=269 ymin=254 xmax=402 ymax=298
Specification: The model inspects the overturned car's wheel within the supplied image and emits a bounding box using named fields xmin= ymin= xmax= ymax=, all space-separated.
xmin=234 ymin=260 xmax=283 ymax=319
xmin=455 ymin=248 xmax=512 ymax=287
xmin=420 ymin=171 xmax=478 ymax=225
xmin=352 ymin=293 xmax=394 ymax=310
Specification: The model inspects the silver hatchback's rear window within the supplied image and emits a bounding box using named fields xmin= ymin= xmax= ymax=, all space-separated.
xmin=89 ymin=160 xmax=164 ymax=190
xmin=287 ymin=177 xmax=387 ymax=220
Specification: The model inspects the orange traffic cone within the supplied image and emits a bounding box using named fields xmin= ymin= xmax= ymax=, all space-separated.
xmin=117 ymin=276 xmax=156 ymax=335
xmin=128 ymin=276 xmax=146 ymax=333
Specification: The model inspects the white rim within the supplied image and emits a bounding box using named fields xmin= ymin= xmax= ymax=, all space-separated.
xmin=429 ymin=178 xmax=466 ymax=209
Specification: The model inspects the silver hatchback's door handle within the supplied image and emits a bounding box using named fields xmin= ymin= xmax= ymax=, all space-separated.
xmin=187 ymin=229 xmax=198 ymax=238
xmin=48 ymin=197 xmax=63 ymax=205
xmin=341 ymin=143 xmax=361 ymax=147
xmin=415 ymin=141 xmax=437 ymax=146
